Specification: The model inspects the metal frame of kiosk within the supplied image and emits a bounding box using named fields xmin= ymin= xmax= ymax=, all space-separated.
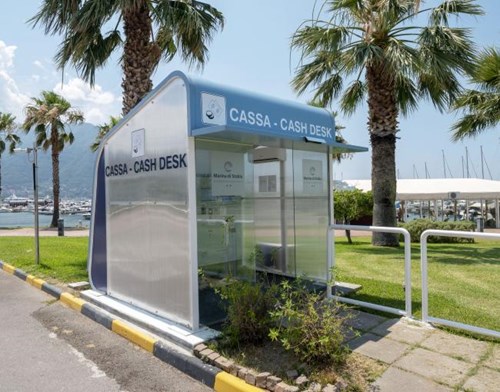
xmin=88 ymin=71 xmax=366 ymax=331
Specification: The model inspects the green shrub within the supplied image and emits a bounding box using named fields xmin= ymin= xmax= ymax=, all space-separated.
xmin=400 ymin=219 xmax=475 ymax=243
xmin=216 ymin=278 xmax=277 ymax=347
xmin=269 ymin=279 xmax=351 ymax=366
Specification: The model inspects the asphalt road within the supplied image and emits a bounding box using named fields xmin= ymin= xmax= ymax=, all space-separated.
xmin=0 ymin=272 xmax=212 ymax=392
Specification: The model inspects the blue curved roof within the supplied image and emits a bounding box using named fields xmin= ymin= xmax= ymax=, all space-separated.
xmin=137 ymin=70 xmax=366 ymax=151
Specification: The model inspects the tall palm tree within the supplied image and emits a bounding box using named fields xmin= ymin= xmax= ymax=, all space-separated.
xmin=30 ymin=0 xmax=224 ymax=115
xmin=23 ymin=91 xmax=84 ymax=227
xmin=292 ymin=0 xmax=482 ymax=246
xmin=91 ymin=115 xmax=121 ymax=152
xmin=451 ymin=47 xmax=500 ymax=140
xmin=0 ymin=112 xmax=20 ymax=200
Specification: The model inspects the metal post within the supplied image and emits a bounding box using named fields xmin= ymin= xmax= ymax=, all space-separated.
xmin=327 ymin=148 xmax=334 ymax=298
xmin=279 ymin=159 xmax=287 ymax=273
xmin=32 ymin=144 xmax=40 ymax=265
xmin=14 ymin=145 xmax=39 ymax=265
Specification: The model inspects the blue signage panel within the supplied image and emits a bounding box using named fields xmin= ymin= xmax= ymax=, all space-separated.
xmin=168 ymin=71 xmax=337 ymax=145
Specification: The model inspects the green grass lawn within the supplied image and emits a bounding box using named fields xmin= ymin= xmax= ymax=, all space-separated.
xmin=334 ymin=235 xmax=500 ymax=332
xmin=0 ymin=237 xmax=89 ymax=283
xmin=1 ymin=234 xmax=498 ymax=333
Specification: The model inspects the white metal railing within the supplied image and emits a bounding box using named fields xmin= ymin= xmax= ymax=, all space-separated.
xmin=421 ymin=229 xmax=500 ymax=338
xmin=327 ymin=224 xmax=412 ymax=318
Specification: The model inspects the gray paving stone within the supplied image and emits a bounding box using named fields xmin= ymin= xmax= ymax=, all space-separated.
xmin=394 ymin=348 xmax=473 ymax=386
xmin=420 ymin=330 xmax=489 ymax=363
xmin=371 ymin=318 xmax=433 ymax=345
xmin=349 ymin=333 xmax=409 ymax=364
xmin=372 ymin=367 xmax=452 ymax=392
xmin=343 ymin=309 xmax=388 ymax=331
xmin=483 ymin=344 xmax=500 ymax=371
xmin=462 ymin=367 xmax=500 ymax=392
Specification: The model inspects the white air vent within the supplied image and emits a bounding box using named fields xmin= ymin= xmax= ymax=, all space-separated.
xmin=249 ymin=147 xmax=286 ymax=163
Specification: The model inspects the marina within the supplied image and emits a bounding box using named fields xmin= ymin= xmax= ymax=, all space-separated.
xmin=0 ymin=199 xmax=92 ymax=228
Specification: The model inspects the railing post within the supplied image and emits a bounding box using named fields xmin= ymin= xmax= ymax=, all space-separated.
xmin=420 ymin=231 xmax=429 ymax=323
xmin=328 ymin=224 xmax=412 ymax=317
xmin=420 ymin=229 xmax=500 ymax=338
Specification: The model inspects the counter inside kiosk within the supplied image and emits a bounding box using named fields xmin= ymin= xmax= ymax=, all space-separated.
xmin=88 ymin=71 xmax=366 ymax=331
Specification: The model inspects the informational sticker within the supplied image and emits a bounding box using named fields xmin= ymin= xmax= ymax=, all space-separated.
xmin=211 ymin=151 xmax=244 ymax=196
xmin=131 ymin=128 xmax=145 ymax=158
xmin=201 ymin=93 xmax=226 ymax=126
xmin=302 ymin=159 xmax=323 ymax=194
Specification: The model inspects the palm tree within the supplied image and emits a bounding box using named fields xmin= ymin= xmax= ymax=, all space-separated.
xmin=0 ymin=112 xmax=20 ymax=200
xmin=23 ymin=91 xmax=84 ymax=227
xmin=91 ymin=115 xmax=121 ymax=152
xmin=30 ymin=1 xmax=224 ymax=115
xmin=451 ymin=47 xmax=500 ymax=140
xmin=292 ymin=0 xmax=482 ymax=246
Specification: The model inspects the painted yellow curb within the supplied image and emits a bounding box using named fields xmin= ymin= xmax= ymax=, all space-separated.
xmin=26 ymin=275 xmax=36 ymax=285
xmin=60 ymin=292 xmax=86 ymax=312
xmin=2 ymin=263 xmax=15 ymax=274
xmin=214 ymin=372 xmax=264 ymax=392
xmin=111 ymin=319 xmax=156 ymax=353
xmin=31 ymin=278 xmax=46 ymax=289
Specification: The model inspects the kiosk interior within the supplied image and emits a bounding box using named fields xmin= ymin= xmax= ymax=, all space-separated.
xmin=88 ymin=71 xmax=366 ymax=332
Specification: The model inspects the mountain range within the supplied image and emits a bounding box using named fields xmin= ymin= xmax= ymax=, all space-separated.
xmin=1 ymin=123 xmax=98 ymax=199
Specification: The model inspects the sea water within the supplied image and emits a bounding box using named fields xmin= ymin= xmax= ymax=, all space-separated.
xmin=0 ymin=212 xmax=90 ymax=228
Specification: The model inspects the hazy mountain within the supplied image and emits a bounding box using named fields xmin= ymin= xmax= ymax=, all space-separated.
xmin=1 ymin=123 xmax=98 ymax=199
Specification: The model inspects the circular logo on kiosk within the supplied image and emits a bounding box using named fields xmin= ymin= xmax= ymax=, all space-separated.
xmin=224 ymin=161 xmax=233 ymax=173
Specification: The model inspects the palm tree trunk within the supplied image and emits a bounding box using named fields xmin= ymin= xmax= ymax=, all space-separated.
xmin=367 ymin=63 xmax=399 ymax=246
xmin=122 ymin=4 xmax=157 ymax=115
xmin=50 ymin=133 xmax=60 ymax=228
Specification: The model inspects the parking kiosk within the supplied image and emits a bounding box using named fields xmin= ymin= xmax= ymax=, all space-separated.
xmin=88 ymin=71 xmax=366 ymax=331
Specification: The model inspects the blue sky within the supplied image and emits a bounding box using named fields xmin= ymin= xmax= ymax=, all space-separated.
xmin=0 ymin=0 xmax=498 ymax=180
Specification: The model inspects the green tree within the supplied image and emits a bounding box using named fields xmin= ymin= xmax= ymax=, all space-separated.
xmin=292 ymin=0 xmax=481 ymax=246
xmin=91 ymin=115 xmax=121 ymax=152
xmin=0 ymin=112 xmax=20 ymax=200
xmin=334 ymin=189 xmax=373 ymax=244
xmin=22 ymin=91 xmax=84 ymax=227
xmin=451 ymin=47 xmax=500 ymax=140
xmin=30 ymin=0 xmax=224 ymax=115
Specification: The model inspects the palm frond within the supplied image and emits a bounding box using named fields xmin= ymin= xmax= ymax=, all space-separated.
xmin=395 ymin=75 xmax=419 ymax=115
xmin=55 ymin=28 xmax=121 ymax=85
xmin=451 ymin=89 xmax=500 ymax=140
xmin=28 ymin=0 xmax=81 ymax=34
xmin=153 ymin=0 xmax=224 ymax=67
xmin=471 ymin=48 xmax=500 ymax=91
xmin=340 ymin=79 xmax=366 ymax=115
xmin=430 ymin=0 xmax=483 ymax=26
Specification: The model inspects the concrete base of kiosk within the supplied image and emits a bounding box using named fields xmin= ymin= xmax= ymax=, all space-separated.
xmin=81 ymin=290 xmax=219 ymax=349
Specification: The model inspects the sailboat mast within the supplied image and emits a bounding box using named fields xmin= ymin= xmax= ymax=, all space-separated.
xmin=465 ymin=147 xmax=470 ymax=178
xmin=481 ymin=145 xmax=485 ymax=179
xmin=442 ymin=150 xmax=446 ymax=178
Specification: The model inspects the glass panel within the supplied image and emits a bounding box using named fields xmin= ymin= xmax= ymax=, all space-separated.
xmin=292 ymin=147 xmax=329 ymax=281
xmin=195 ymin=139 xmax=256 ymax=326
xmin=253 ymin=151 xmax=296 ymax=277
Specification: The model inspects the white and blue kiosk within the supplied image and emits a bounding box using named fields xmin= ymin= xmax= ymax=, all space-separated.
xmin=86 ymin=71 xmax=366 ymax=341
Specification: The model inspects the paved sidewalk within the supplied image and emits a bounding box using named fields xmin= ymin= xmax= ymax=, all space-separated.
xmin=345 ymin=310 xmax=499 ymax=391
